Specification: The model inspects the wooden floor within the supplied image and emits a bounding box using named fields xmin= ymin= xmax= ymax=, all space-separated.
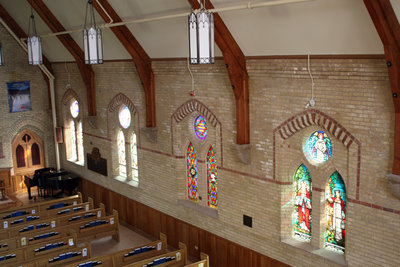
xmin=5 ymin=189 xmax=155 ymax=258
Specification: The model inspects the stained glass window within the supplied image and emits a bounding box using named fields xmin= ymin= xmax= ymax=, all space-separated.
xmin=325 ymin=171 xmax=346 ymax=253
xmin=207 ymin=147 xmax=217 ymax=209
xmin=293 ymin=164 xmax=312 ymax=242
xmin=304 ymin=131 xmax=332 ymax=164
xmin=119 ymin=105 xmax=131 ymax=129
xmin=118 ymin=130 xmax=126 ymax=177
xmin=70 ymin=99 xmax=79 ymax=118
xmin=187 ymin=143 xmax=198 ymax=201
xmin=77 ymin=121 xmax=84 ymax=163
xmin=69 ymin=120 xmax=77 ymax=161
xmin=194 ymin=115 xmax=207 ymax=140
xmin=131 ymin=133 xmax=138 ymax=181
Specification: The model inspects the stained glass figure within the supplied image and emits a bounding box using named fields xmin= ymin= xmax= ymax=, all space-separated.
xmin=119 ymin=105 xmax=131 ymax=129
xmin=117 ymin=130 xmax=126 ymax=177
xmin=70 ymin=120 xmax=77 ymax=161
xmin=70 ymin=99 xmax=79 ymax=118
xmin=207 ymin=147 xmax=217 ymax=209
xmin=194 ymin=115 xmax=207 ymax=140
xmin=293 ymin=164 xmax=312 ymax=241
xmin=325 ymin=171 xmax=346 ymax=253
xmin=305 ymin=131 xmax=332 ymax=164
xmin=131 ymin=133 xmax=138 ymax=181
xmin=187 ymin=143 xmax=198 ymax=201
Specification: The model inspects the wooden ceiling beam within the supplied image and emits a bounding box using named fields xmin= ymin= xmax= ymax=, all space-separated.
xmin=28 ymin=0 xmax=97 ymax=116
xmin=189 ymin=0 xmax=249 ymax=144
xmin=364 ymin=0 xmax=400 ymax=174
xmin=93 ymin=0 xmax=156 ymax=127
xmin=0 ymin=3 xmax=54 ymax=108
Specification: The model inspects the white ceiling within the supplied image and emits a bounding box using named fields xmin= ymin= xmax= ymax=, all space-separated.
xmin=0 ymin=0 xmax=390 ymax=62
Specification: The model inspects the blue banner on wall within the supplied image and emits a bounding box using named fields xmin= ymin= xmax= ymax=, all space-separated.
xmin=7 ymin=81 xmax=32 ymax=113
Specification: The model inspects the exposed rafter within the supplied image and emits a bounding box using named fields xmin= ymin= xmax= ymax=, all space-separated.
xmin=93 ymin=0 xmax=156 ymax=127
xmin=28 ymin=0 xmax=97 ymax=116
xmin=364 ymin=0 xmax=400 ymax=173
xmin=0 ymin=3 xmax=54 ymax=107
xmin=188 ymin=0 xmax=250 ymax=145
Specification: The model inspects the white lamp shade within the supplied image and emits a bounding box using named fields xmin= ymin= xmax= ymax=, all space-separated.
xmin=27 ymin=36 xmax=43 ymax=65
xmin=189 ymin=12 xmax=198 ymax=64
xmin=196 ymin=11 xmax=214 ymax=64
xmin=84 ymin=27 xmax=103 ymax=64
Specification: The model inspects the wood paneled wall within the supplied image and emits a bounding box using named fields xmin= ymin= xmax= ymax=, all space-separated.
xmin=79 ymin=178 xmax=289 ymax=267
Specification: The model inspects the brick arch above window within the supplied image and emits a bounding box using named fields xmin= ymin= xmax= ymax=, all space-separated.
xmin=172 ymin=99 xmax=220 ymax=128
xmin=108 ymin=93 xmax=137 ymax=115
xmin=62 ymin=88 xmax=80 ymax=105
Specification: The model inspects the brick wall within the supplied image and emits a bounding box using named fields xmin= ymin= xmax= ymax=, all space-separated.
xmin=0 ymin=24 xmax=55 ymax=172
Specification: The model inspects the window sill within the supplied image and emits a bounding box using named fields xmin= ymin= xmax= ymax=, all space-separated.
xmin=114 ymin=175 xmax=139 ymax=188
xmin=281 ymin=238 xmax=346 ymax=266
xmin=178 ymin=199 xmax=218 ymax=219
xmin=67 ymin=159 xmax=84 ymax=166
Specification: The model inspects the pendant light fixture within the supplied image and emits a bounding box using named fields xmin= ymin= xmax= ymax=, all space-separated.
xmin=0 ymin=43 xmax=3 ymax=66
xmin=83 ymin=0 xmax=103 ymax=64
xmin=189 ymin=0 xmax=214 ymax=64
xmin=27 ymin=1 xmax=43 ymax=65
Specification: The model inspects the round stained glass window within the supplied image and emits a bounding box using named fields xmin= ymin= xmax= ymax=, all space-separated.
xmin=304 ymin=131 xmax=332 ymax=164
xmin=70 ymin=100 xmax=79 ymax=118
xmin=119 ymin=105 xmax=131 ymax=129
xmin=194 ymin=115 xmax=207 ymax=140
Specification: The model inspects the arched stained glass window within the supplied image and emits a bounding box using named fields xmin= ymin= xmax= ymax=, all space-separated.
xmin=119 ymin=105 xmax=131 ymax=129
xmin=194 ymin=115 xmax=207 ymax=140
xmin=131 ymin=133 xmax=138 ymax=181
xmin=305 ymin=131 xmax=332 ymax=164
xmin=16 ymin=145 xmax=25 ymax=168
xmin=118 ymin=130 xmax=126 ymax=177
xmin=69 ymin=120 xmax=77 ymax=161
xmin=207 ymin=147 xmax=217 ymax=209
xmin=293 ymin=164 xmax=312 ymax=242
xmin=187 ymin=143 xmax=198 ymax=201
xmin=70 ymin=99 xmax=79 ymax=118
xmin=31 ymin=143 xmax=40 ymax=165
xmin=325 ymin=171 xmax=346 ymax=253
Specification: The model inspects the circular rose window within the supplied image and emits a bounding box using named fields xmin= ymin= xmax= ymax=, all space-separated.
xmin=194 ymin=115 xmax=207 ymax=140
xmin=304 ymin=131 xmax=332 ymax=164
xmin=119 ymin=105 xmax=131 ymax=129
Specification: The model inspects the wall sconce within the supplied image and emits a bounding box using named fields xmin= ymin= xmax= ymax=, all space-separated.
xmin=83 ymin=0 xmax=103 ymax=64
xmin=189 ymin=0 xmax=214 ymax=64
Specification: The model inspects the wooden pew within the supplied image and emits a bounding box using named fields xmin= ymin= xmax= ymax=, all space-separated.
xmin=0 ymin=209 xmax=119 ymax=250
xmin=0 ymin=198 xmax=94 ymax=230
xmin=184 ymin=252 xmax=209 ymax=267
xmin=63 ymin=233 xmax=168 ymax=267
xmin=123 ymin=242 xmax=187 ymax=267
xmin=3 ymin=242 xmax=91 ymax=267
xmin=0 ymin=233 xmax=78 ymax=265
xmin=0 ymin=193 xmax=83 ymax=220
xmin=0 ymin=204 xmax=105 ymax=240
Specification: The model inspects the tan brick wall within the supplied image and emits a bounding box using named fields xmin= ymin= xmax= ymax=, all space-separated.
xmin=0 ymin=24 xmax=55 ymax=172
xmin=51 ymin=56 xmax=400 ymax=267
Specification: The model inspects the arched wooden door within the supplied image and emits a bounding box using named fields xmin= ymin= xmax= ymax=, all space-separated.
xmin=12 ymin=129 xmax=45 ymax=176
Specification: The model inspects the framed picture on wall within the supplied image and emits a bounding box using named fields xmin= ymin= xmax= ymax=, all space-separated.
xmin=7 ymin=81 xmax=32 ymax=113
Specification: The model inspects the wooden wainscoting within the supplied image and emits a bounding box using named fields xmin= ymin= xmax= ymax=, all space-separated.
xmin=79 ymin=178 xmax=289 ymax=267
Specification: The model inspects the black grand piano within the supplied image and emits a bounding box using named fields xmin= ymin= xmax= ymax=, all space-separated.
xmin=24 ymin=168 xmax=79 ymax=199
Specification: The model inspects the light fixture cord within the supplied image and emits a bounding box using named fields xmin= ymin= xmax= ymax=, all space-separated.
xmin=187 ymin=57 xmax=195 ymax=95
xmin=65 ymin=61 xmax=71 ymax=88
xmin=307 ymin=54 xmax=314 ymax=101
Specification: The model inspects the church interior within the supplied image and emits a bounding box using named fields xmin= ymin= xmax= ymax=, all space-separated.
xmin=0 ymin=0 xmax=399 ymax=266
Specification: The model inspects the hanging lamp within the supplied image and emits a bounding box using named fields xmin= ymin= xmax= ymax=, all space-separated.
xmin=83 ymin=0 xmax=103 ymax=64
xmin=27 ymin=2 xmax=42 ymax=65
xmin=189 ymin=0 xmax=214 ymax=64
